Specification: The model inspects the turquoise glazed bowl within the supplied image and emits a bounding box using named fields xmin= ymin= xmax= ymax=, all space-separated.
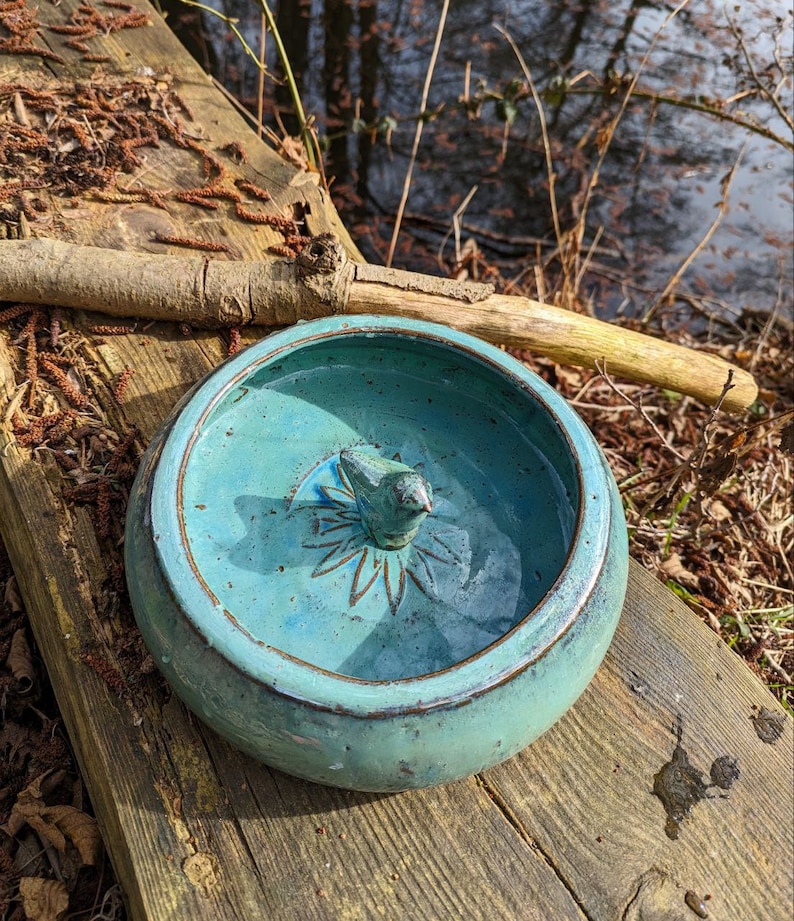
xmin=125 ymin=315 xmax=628 ymax=791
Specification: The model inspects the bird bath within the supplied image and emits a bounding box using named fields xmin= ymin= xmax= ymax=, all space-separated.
xmin=125 ymin=315 xmax=628 ymax=791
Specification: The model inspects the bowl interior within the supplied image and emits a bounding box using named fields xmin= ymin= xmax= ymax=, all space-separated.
xmin=176 ymin=330 xmax=580 ymax=681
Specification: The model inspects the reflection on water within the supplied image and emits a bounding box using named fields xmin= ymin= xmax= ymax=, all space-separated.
xmin=189 ymin=0 xmax=792 ymax=320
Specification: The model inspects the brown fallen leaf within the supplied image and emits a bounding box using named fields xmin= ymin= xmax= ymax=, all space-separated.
xmin=660 ymin=552 xmax=701 ymax=591
xmin=6 ymin=768 xmax=67 ymax=812
xmin=18 ymin=877 xmax=69 ymax=921
xmin=705 ymin=498 xmax=732 ymax=523
xmin=3 ymin=574 xmax=23 ymax=612
xmin=44 ymin=804 xmax=104 ymax=867
xmin=7 ymin=628 xmax=35 ymax=692
xmin=4 ymin=770 xmax=103 ymax=867
xmin=7 ymin=801 xmax=103 ymax=867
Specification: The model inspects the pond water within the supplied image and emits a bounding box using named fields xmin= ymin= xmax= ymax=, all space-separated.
xmin=190 ymin=0 xmax=793 ymax=323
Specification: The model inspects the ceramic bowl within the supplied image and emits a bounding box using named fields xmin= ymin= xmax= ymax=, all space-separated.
xmin=125 ymin=315 xmax=628 ymax=791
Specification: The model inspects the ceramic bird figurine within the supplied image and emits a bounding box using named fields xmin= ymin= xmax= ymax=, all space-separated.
xmin=339 ymin=448 xmax=433 ymax=550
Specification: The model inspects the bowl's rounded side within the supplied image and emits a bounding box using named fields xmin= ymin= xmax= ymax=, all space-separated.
xmin=125 ymin=316 xmax=628 ymax=790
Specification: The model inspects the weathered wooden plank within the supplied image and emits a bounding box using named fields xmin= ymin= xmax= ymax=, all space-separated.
xmin=5 ymin=0 xmax=361 ymax=260
xmin=178 ymin=724 xmax=587 ymax=921
xmin=1 ymin=3 xmax=791 ymax=921
xmin=485 ymin=563 xmax=793 ymax=921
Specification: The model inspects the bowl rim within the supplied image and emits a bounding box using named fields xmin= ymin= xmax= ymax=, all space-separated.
xmin=148 ymin=315 xmax=618 ymax=715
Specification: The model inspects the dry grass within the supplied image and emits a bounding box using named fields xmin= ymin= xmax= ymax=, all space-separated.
xmin=500 ymin=299 xmax=793 ymax=709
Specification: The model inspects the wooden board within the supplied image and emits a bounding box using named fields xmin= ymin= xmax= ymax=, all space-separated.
xmin=1 ymin=0 xmax=361 ymax=257
xmin=1 ymin=3 xmax=792 ymax=920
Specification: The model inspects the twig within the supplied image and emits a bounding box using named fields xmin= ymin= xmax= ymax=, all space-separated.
xmin=256 ymin=11 xmax=266 ymax=140
xmin=210 ymin=75 xmax=261 ymax=132
xmin=177 ymin=0 xmax=270 ymax=80
xmin=645 ymin=149 xmax=744 ymax=322
xmin=254 ymin=0 xmax=315 ymax=166
xmin=564 ymin=86 xmax=794 ymax=152
xmin=575 ymin=224 xmax=604 ymax=294
xmin=726 ymin=13 xmax=794 ymax=134
xmin=637 ymin=371 xmax=739 ymax=524
xmin=595 ymin=359 xmax=688 ymax=462
xmin=437 ymin=184 xmax=477 ymax=272
xmin=494 ymin=26 xmax=566 ymax=292
xmin=762 ymin=654 xmax=793 ymax=686
xmin=750 ymin=256 xmax=788 ymax=372
xmin=386 ymin=0 xmax=450 ymax=268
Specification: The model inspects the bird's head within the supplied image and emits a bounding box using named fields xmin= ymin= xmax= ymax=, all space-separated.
xmin=392 ymin=473 xmax=433 ymax=516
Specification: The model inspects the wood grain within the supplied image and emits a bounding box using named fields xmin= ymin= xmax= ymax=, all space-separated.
xmin=0 ymin=3 xmax=790 ymax=921
xmin=346 ymin=282 xmax=759 ymax=413
xmin=485 ymin=564 xmax=793 ymax=921
xmin=9 ymin=0 xmax=362 ymax=261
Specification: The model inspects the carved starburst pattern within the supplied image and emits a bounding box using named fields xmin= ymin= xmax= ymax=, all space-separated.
xmin=303 ymin=462 xmax=465 ymax=615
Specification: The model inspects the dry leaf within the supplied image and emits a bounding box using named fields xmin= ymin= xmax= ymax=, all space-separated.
xmin=44 ymin=805 xmax=103 ymax=866
xmin=7 ymin=628 xmax=35 ymax=692
xmin=9 ymin=768 xmax=66 ymax=813
xmin=5 ymin=771 xmax=102 ymax=866
xmin=706 ymin=499 xmax=732 ymax=523
xmin=660 ymin=552 xmax=700 ymax=590
xmin=553 ymin=364 xmax=585 ymax=391
xmin=14 ymin=831 xmax=47 ymax=878
xmin=697 ymin=448 xmax=739 ymax=496
xmin=7 ymin=801 xmax=102 ymax=866
xmin=280 ymin=135 xmax=312 ymax=170
xmin=3 ymin=574 xmax=23 ymax=612
xmin=18 ymin=877 xmax=69 ymax=921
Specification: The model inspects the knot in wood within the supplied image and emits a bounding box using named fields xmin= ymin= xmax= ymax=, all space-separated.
xmin=296 ymin=233 xmax=345 ymax=277
xmin=295 ymin=233 xmax=353 ymax=315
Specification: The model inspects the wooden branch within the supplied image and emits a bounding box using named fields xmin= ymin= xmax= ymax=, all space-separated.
xmin=0 ymin=236 xmax=757 ymax=412
xmin=0 ymin=235 xmax=349 ymax=327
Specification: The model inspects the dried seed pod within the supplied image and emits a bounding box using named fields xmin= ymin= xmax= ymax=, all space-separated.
xmin=113 ymin=366 xmax=135 ymax=404
xmin=90 ymin=324 xmax=136 ymax=336
xmin=80 ymin=651 xmax=126 ymax=694
xmin=236 ymin=179 xmax=271 ymax=201
xmin=39 ymin=357 xmax=90 ymax=408
xmin=97 ymin=476 xmax=113 ymax=538
xmin=227 ymin=327 xmax=242 ymax=356
xmin=0 ymin=303 xmax=33 ymax=323
xmin=153 ymin=233 xmax=231 ymax=254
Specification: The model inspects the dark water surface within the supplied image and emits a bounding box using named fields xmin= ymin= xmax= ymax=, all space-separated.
xmin=193 ymin=0 xmax=793 ymax=323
